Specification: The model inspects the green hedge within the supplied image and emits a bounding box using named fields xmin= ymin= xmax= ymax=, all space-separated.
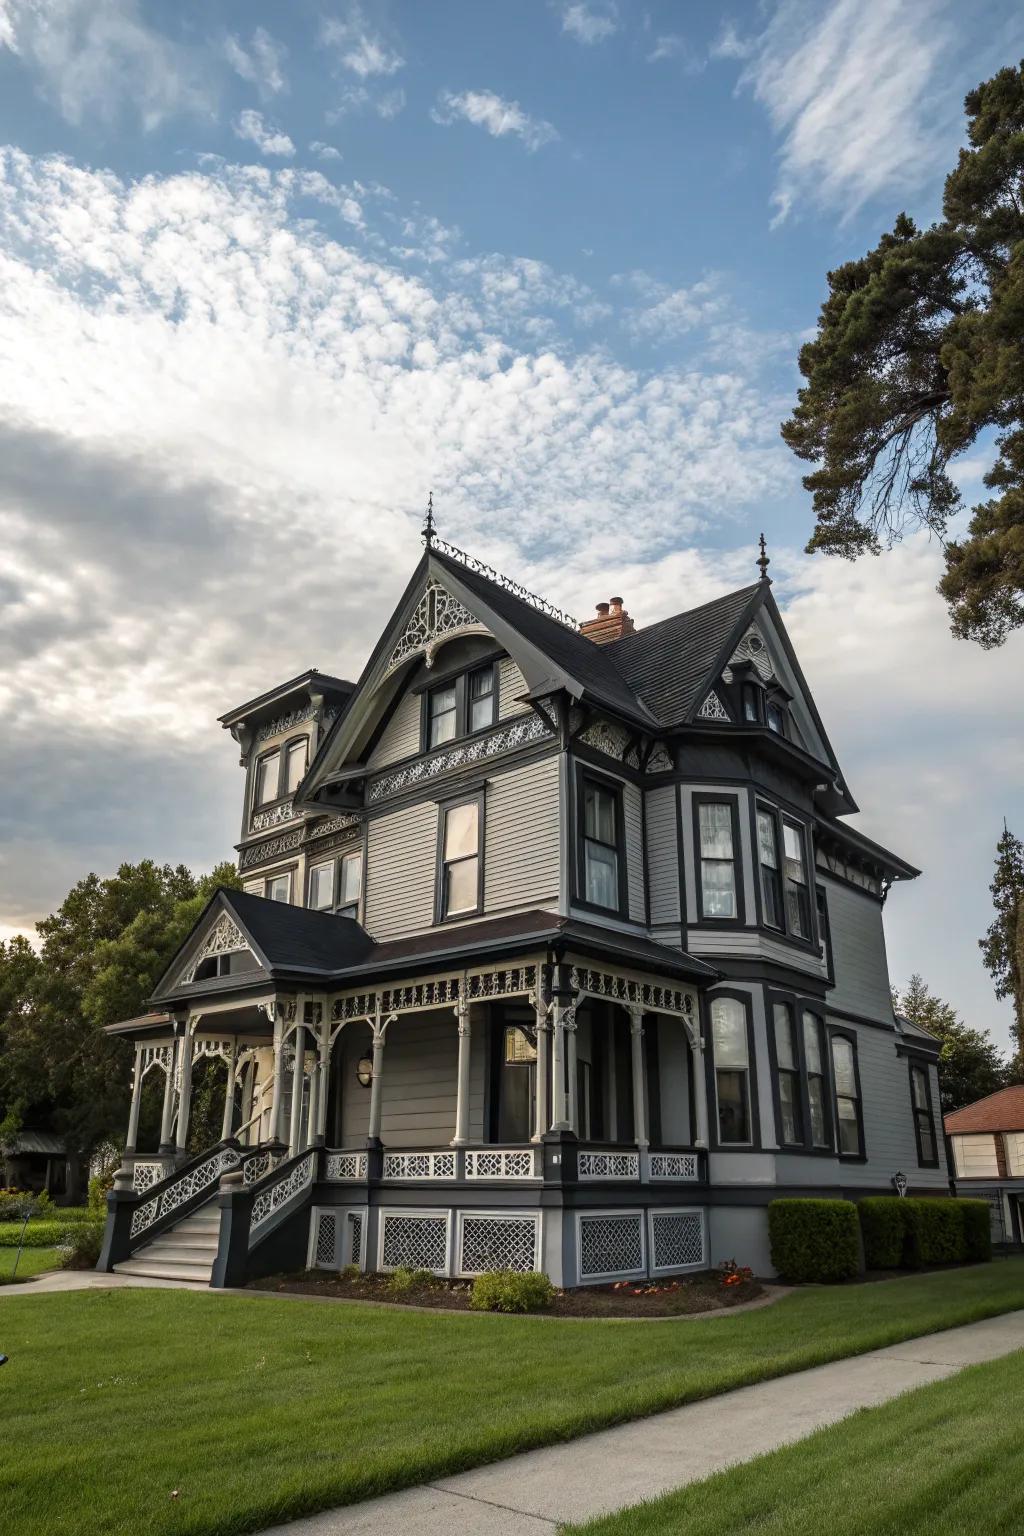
xmin=469 ymin=1269 xmax=555 ymax=1313
xmin=0 ymin=1220 xmax=70 ymax=1248
xmin=857 ymin=1197 xmax=992 ymax=1270
xmin=768 ymin=1199 xmax=860 ymax=1283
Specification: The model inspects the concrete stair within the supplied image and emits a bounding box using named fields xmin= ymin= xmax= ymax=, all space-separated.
xmin=113 ymin=1206 xmax=220 ymax=1285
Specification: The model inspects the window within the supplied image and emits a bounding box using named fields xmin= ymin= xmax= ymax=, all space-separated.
xmin=309 ymin=862 xmax=334 ymax=911
xmin=428 ymin=683 xmax=458 ymax=748
xmin=802 ymin=1011 xmax=828 ymax=1147
xmin=266 ymin=873 xmax=291 ymax=903
xmin=783 ymin=820 xmax=811 ymax=938
xmin=773 ymin=1003 xmax=803 ymax=1145
xmin=816 ymin=887 xmax=834 ymax=982
xmin=711 ymin=996 xmax=751 ymax=1144
xmin=766 ymin=700 xmax=786 ymax=735
xmin=757 ymin=809 xmax=783 ymax=929
xmin=742 ymin=684 xmax=761 ymax=723
xmin=285 ymin=738 xmax=308 ymax=794
xmin=440 ymin=799 xmax=481 ymax=918
xmin=468 ymin=664 xmax=497 ymax=733
xmin=582 ymin=778 xmax=620 ymax=910
xmin=254 ymin=752 xmax=280 ymax=806
xmin=831 ymin=1035 xmax=862 ymax=1157
xmin=698 ymin=801 xmax=738 ymax=919
xmin=910 ymin=1063 xmax=938 ymax=1166
xmin=338 ymin=849 xmax=362 ymax=919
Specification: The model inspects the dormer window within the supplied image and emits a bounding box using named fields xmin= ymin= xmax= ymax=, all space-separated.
xmin=766 ymin=699 xmax=786 ymax=736
xmin=424 ymin=662 xmax=498 ymax=751
xmin=285 ymin=738 xmax=308 ymax=793
xmin=742 ymin=684 xmax=761 ymax=723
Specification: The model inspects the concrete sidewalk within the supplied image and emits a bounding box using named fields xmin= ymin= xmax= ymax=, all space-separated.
xmin=257 ymin=1309 xmax=1024 ymax=1536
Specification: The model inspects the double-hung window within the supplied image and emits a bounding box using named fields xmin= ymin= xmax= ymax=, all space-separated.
xmin=338 ymin=849 xmax=363 ymax=919
xmin=285 ymin=738 xmax=308 ymax=794
xmin=698 ymin=801 xmax=738 ymax=919
xmin=711 ymin=996 xmax=751 ymax=1144
xmin=440 ymin=799 xmax=481 ymax=918
xmin=309 ymin=861 xmax=334 ymax=910
xmin=910 ymin=1063 xmax=938 ymax=1165
xmin=254 ymin=752 xmax=280 ymax=807
xmin=582 ymin=778 xmax=621 ymax=910
xmin=757 ymin=809 xmax=783 ymax=929
xmin=831 ymin=1035 xmax=863 ymax=1156
xmin=428 ymin=683 xmax=458 ymax=748
xmin=766 ymin=699 xmax=786 ymax=735
xmin=468 ymin=664 xmax=496 ymax=732
xmin=772 ymin=1003 xmax=803 ymax=1145
xmin=782 ymin=820 xmax=811 ymax=938
xmin=426 ymin=662 xmax=497 ymax=749
xmin=266 ymin=872 xmax=291 ymax=903
xmin=802 ymin=1011 xmax=829 ymax=1147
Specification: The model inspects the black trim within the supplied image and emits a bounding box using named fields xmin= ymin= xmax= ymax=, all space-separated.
xmin=765 ymin=987 xmax=834 ymax=1155
xmin=815 ymin=884 xmax=835 ymax=984
xmin=422 ymin=660 xmax=499 ymax=754
xmin=909 ymin=1059 xmax=940 ymax=1168
xmin=704 ymin=987 xmax=761 ymax=1150
xmin=692 ymin=792 xmax=746 ymax=926
xmin=434 ymin=788 xmax=486 ymax=924
xmin=573 ymin=761 xmax=629 ymax=919
xmin=827 ymin=1024 xmax=866 ymax=1160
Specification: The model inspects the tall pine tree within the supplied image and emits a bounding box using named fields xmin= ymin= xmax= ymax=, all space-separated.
xmin=893 ymin=973 xmax=1006 ymax=1114
xmin=980 ymin=823 xmax=1024 ymax=1068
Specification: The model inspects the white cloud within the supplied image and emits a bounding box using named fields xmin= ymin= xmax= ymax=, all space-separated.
xmin=709 ymin=19 xmax=755 ymax=60
xmin=309 ymin=141 xmax=343 ymax=163
xmin=320 ymin=6 xmax=404 ymax=78
xmin=559 ymin=2 xmax=618 ymax=45
xmin=0 ymin=0 xmax=213 ymax=129
xmin=233 ymin=109 xmax=296 ymax=158
xmin=615 ymin=271 xmax=725 ymax=341
xmin=224 ymin=25 xmax=288 ymax=98
xmin=645 ymin=34 xmax=702 ymax=70
xmin=431 ymin=90 xmax=559 ymax=152
xmin=327 ymin=84 xmax=406 ymax=122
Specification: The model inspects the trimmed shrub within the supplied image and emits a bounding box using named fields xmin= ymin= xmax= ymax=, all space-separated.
xmin=469 ymin=1269 xmax=555 ymax=1313
xmin=962 ymin=1200 xmax=993 ymax=1263
xmin=88 ymin=1172 xmax=115 ymax=1215
xmin=768 ymin=1199 xmax=860 ymax=1283
xmin=0 ymin=1189 xmax=49 ymax=1223
xmin=904 ymin=1198 xmax=971 ymax=1267
xmin=58 ymin=1220 xmax=104 ymax=1270
xmin=858 ymin=1198 xmax=908 ymax=1269
xmin=0 ymin=1220 xmax=69 ymax=1248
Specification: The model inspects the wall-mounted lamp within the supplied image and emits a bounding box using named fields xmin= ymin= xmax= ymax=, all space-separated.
xmin=356 ymin=1057 xmax=373 ymax=1088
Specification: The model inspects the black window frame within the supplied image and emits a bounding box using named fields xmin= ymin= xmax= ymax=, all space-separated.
xmin=815 ymin=884 xmax=835 ymax=983
xmin=705 ymin=988 xmax=759 ymax=1149
xmin=422 ymin=661 xmax=498 ymax=753
xmin=766 ymin=988 xmax=836 ymax=1156
xmin=693 ymin=793 xmax=745 ymax=926
xmin=741 ymin=681 xmax=763 ymax=724
xmin=435 ymin=787 xmax=485 ymax=923
xmin=766 ymin=696 xmax=788 ymax=737
xmin=769 ymin=998 xmax=804 ymax=1147
xmin=909 ymin=1059 xmax=939 ymax=1168
xmin=781 ymin=816 xmax=813 ymax=940
xmin=755 ymin=803 xmax=784 ymax=932
xmin=828 ymin=1026 xmax=866 ymax=1161
xmin=574 ymin=763 xmax=628 ymax=917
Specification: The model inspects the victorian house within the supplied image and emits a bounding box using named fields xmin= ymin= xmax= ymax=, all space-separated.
xmin=99 ymin=524 xmax=948 ymax=1287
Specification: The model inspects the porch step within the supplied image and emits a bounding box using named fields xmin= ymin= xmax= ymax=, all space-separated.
xmin=112 ymin=1204 xmax=221 ymax=1286
xmin=113 ymin=1257 xmax=214 ymax=1284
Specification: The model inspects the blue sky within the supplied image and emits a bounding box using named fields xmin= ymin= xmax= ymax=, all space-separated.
xmin=0 ymin=0 xmax=1022 ymax=1050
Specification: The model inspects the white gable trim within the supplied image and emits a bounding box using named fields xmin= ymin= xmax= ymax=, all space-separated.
xmin=381 ymin=579 xmax=490 ymax=681
xmin=178 ymin=913 xmax=256 ymax=986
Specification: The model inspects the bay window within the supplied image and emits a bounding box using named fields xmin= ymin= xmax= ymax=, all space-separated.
xmin=757 ymin=808 xmax=783 ymax=929
xmin=831 ymin=1034 xmax=863 ymax=1157
xmin=783 ymin=820 xmax=811 ymax=938
xmin=711 ymin=995 xmax=751 ymax=1144
xmin=439 ymin=797 xmax=482 ymax=919
xmin=772 ymin=1003 xmax=803 ymax=1145
xmin=698 ymin=800 xmax=739 ymax=919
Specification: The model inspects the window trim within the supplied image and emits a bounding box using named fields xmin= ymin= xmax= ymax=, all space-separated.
xmin=252 ymin=748 xmax=282 ymax=811
xmin=782 ymin=816 xmax=813 ymax=941
xmin=815 ymin=884 xmax=835 ymax=983
xmin=306 ymin=845 xmax=364 ymax=920
xmin=421 ymin=661 xmax=499 ymax=753
xmin=768 ymin=999 xmax=804 ymax=1148
xmin=692 ymin=793 xmax=745 ymax=926
xmin=251 ymin=731 xmax=311 ymax=824
xmin=765 ymin=988 xmax=836 ymax=1157
xmin=755 ymin=804 xmax=784 ymax=933
xmin=434 ymin=788 xmax=485 ymax=924
xmin=909 ymin=1060 xmax=940 ymax=1169
xmin=828 ymin=1026 xmax=866 ymax=1161
xmin=704 ymin=988 xmax=760 ymax=1150
xmin=573 ymin=763 xmax=628 ymax=918
xmin=264 ymin=870 xmax=293 ymax=904
xmin=749 ymin=800 xmax=817 ymax=949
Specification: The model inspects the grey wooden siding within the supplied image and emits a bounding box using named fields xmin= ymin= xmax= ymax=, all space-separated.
xmin=498 ymin=658 xmax=531 ymax=718
xmin=645 ymin=784 xmax=680 ymax=927
xmin=337 ymin=1012 xmax=485 ymax=1148
xmin=367 ymin=691 xmax=421 ymax=769
xmin=484 ymin=756 xmax=561 ymax=913
xmin=624 ymin=782 xmax=645 ymax=921
xmin=837 ymin=1024 xmax=948 ymax=1187
xmin=364 ymin=800 xmax=437 ymax=939
xmin=820 ymin=876 xmax=895 ymax=1024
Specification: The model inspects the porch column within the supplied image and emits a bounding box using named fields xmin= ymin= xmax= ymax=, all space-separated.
xmin=268 ymin=1004 xmax=286 ymax=1147
xmin=691 ymin=1020 xmax=710 ymax=1149
xmin=628 ymin=1006 xmax=648 ymax=1150
xmin=451 ymin=992 xmax=472 ymax=1147
xmin=366 ymin=1013 xmax=393 ymax=1146
xmin=159 ymin=1039 xmax=177 ymax=1152
xmin=175 ymin=1020 xmax=196 ymax=1156
xmin=549 ymin=999 xmax=576 ymax=1132
xmin=288 ymin=1024 xmax=307 ymax=1158
xmin=313 ymin=1011 xmax=331 ymax=1145
xmin=566 ymin=1018 xmax=579 ymax=1136
xmin=125 ymin=1044 xmax=144 ymax=1155
xmin=531 ymin=997 xmax=549 ymax=1144
xmin=220 ymin=1038 xmax=239 ymax=1142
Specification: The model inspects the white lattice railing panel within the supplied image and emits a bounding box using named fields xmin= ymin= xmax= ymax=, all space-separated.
xmin=465 ymin=1149 xmax=538 ymax=1180
xmin=650 ymin=1210 xmax=705 ymax=1272
xmin=578 ymin=1152 xmax=640 ymax=1181
xmin=249 ymin=1149 xmax=316 ymax=1236
xmin=242 ymin=1151 xmax=275 ymax=1185
xmin=131 ymin=1160 xmax=171 ymax=1193
xmin=648 ymin=1152 xmax=700 ymax=1181
xmin=314 ymin=1210 xmax=339 ymax=1269
xmin=380 ymin=1213 xmax=449 ymax=1274
xmin=349 ymin=1212 xmax=363 ymax=1268
xmin=325 ymin=1152 xmax=368 ymax=1181
xmin=383 ymin=1152 xmax=456 ymax=1181
xmin=459 ymin=1215 xmax=538 ymax=1275
xmin=130 ymin=1146 xmax=241 ymax=1239
xmin=578 ymin=1213 xmax=644 ymax=1280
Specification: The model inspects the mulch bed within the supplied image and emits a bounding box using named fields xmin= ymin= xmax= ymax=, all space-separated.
xmin=248 ymin=1269 xmax=765 ymax=1316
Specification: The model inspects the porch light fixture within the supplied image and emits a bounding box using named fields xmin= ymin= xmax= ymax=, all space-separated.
xmin=356 ymin=1057 xmax=373 ymax=1088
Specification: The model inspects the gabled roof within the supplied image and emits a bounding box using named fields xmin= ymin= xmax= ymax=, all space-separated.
xmin=945 ymin=1085 xmax=1024 ymax=1135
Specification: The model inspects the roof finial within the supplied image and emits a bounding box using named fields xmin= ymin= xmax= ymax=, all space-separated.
xmin=422 ymin=490 xmax=436 ymax=548
xmin=756 ymin=531 xmax=771 ymax=582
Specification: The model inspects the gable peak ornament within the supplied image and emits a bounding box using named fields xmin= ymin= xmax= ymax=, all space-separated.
xmin=422 ymin=490 xmax=436 ymax=548
xmin=756 ymin=532 xmax=771 ymax=582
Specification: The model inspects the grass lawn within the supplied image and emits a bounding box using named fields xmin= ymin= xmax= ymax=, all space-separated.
xmin=0 ymin=1246 xmax=60 ymax=1284
xmin=563 ymin=1347 xmax=1024 ymax=1536
xmin=0 ymin=1261 xmax=1021 ymax=1536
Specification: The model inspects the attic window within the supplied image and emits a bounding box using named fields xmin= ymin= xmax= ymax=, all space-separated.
xmin=766 ymin=700 xmax=786 ymax=735
xmin=193 ymin=950 xmax=259 ymax=982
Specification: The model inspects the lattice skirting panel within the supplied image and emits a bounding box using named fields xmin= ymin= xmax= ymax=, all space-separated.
xmin=457 ymin=1213 xmax=540 ymax=1276
xmin=309 ymin=1207 xmax=367 ymax=1271
xmin=648 ymin=1208 xmax=706 ymax=1273
xmin=379 ymin=1211 xmax=451 ymax=1275
xmin=577 ymin=1211 xmax=645 ymax=1282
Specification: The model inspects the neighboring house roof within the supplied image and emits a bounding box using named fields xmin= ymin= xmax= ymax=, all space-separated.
xmin=4 ymin=1131 xmax=66 ymax=1156
xmin=945 ymin=1085 xmax=1024 ymax=1135
xmin=895 ymin=1013 xmax=940 ymax=1044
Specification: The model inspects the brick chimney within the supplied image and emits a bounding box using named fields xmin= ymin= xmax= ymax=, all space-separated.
xmin=580 ymin=595 xmax=636 ymax=644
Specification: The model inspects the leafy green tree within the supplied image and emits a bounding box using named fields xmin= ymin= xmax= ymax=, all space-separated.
xmin=893 ymin=973 xmax=1007 ymax=1114
xmin=980 ymin=823 xmax=1024 ymax=1067
xmin=782 ymin=61 xmax=1024 ymax=646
